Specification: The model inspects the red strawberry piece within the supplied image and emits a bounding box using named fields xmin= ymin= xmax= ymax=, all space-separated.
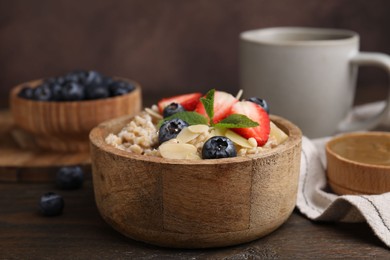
xmin=229 ymin=101 xmax=270 ymax=146
xmin=195 ymin=90 xmax=238 ymax=124
xmin=157 ymin=92 xmax=202 ymax=113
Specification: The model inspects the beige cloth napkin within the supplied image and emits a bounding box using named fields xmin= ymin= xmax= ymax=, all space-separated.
xmin=296 ymin=101 xmax=390 ymax=248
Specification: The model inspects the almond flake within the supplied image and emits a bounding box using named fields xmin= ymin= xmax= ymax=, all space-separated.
xmin=188 ymin=124 xmax=209 ymax=134
xmin=211 ymin=127 xmax=227 ymax=137
xmin=270 ymin=122 xmax=288 ymax=145
xmin=164 ymin=138 xmax=180 ymax=144
xmin=185 ymin=153 xmax=201 ymax=160
xmin=145 ymin=107 xmax=163 ymax=120
xmin=235 ymin=89 xmax=243 ymax=100
xmin=248 ymin=137 xmax=258 ymax=147
xmin=225 ymin=129 xmax=253 ymax=148
xmin=176 ymin=127 xmax=200 ymax=143
xmin=159 ymin=143 xmax=197 ymax=159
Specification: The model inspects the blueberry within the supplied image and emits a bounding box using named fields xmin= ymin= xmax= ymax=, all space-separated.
xmin=85 ymin=84 xmax=109 ymax=100
xmin=56 ymin=166 xmax=84 ymax=190
xmin=101 ymin=76 xmax=114 ymax=87
xmin=33 ymin=84 xmax=52 ymax=101
xmin=73 ymin=70 xmax=88 ymax=82
xmin=163 ymin=102 xmax=185 ymax=118
xmin=55 ymin=76 xmax=66 ymax=86
xmin=39 ymin=192 xmax=64 ymax=216
xmin=84 ymin=70 xmax=104 ymax=86
xmin=18 ymin=86 xmax=34 ymax=99
xmin=44 ymin=77 xmax=58 ymax=85
xmin=202 ymin=136 xmax=237 ymax=159
xmin=49 ymin=83 xmax=63 ymax=101
xmin=61 ymin=82 xmax=84 ymax=101
xmin=158 ymin=118 xmax=189 ymax=144
xmin=24 ymin=70 xmax=125 ymax=102
xmin=109 ymin=80 xmax=135 ymax=96
xmin=63 ymin=71 xmax=81 ymax=83
xmin=247 ymin=97 xmax=270 ymax=114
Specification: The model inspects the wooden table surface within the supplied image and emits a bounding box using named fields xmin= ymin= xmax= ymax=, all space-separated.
xmin=0 ymin=178 xmax=389 ymax=259
xmin=1 ymin=86 xmax=390 ymax=259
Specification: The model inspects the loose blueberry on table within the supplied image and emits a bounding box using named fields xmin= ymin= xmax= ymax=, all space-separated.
xmin=39 ymin=192 xmax=64 ymax=217
xmin=18 ymin=70 xmax=135 ymax=101
xmin=56 ymin=166 xmax=84 ymax=190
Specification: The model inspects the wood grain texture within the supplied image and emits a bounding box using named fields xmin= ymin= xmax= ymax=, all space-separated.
xmin=89 ymin=114 xmax=302 ymax=248
xmin=0 ymin=110 xmax=91 ymax=182
xmin=326 ymin=132 xmax=390 ymax=195
xmin=1 ymin=178 xmax=389 ymax=259
xmin=1 ymin=0 xmax=389 ymax=108
xmin=10 ymin=79 xmax=142 ymax=152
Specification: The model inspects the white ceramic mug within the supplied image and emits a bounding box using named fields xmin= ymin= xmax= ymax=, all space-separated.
xmin=240 ymin=27 xmax=390 ymax=138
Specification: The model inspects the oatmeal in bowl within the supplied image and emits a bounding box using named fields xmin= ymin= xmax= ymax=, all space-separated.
xmin=105 ymin=89 xmax=289 ymax=159
xmin=89 ymin=89 xmax=301 ymax=248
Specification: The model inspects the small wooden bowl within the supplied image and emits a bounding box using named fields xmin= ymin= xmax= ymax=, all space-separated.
xmin=89 ymin=115 xmax=302 ymax=248
xmin=10 ymin=79 xmax=142 ymax=152
xmin=326 ymin=132 xmax=390 ymax=195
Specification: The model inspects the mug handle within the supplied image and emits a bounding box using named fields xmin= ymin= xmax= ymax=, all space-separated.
xmin=338 ymin=52 xmax=390 ymax=132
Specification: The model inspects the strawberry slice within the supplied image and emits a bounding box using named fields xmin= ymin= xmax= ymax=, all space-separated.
xmin=157 ymin=92 xmax=202 ymax=113
xmin=195 ymin=90 xmax=238 ymax=124
xmin=229 ymin=101 xmax=270 ymax=146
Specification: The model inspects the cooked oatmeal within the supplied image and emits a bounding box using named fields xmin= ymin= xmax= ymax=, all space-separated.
xmin=105 ymin=110 xmax=159 ymax=156
xmin=105 ymin=106 xmax=287 ymax=159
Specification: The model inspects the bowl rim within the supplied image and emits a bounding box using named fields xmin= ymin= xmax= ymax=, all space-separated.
xmin=10 ymin=77 xmax=141 ymax=104
xmin=326 ymin=131 xmax=390 ymax=169
xmin=89 ymin=113 xmax=302 ymax=165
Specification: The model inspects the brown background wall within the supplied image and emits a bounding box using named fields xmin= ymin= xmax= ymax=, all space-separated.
xmin=0 ymin=0 xmax=389 ymax=108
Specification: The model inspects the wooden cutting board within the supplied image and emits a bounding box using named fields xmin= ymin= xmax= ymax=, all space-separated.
xmin=0 ymin=109 xmax=91 ymax=182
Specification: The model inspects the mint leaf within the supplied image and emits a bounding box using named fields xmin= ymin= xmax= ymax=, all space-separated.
xmin=157 ymin=111 xmax=208 ymax=128
xmin=205 ymin=88 xmax=215 ymax=101
xmin=200 ymin=89 xmax=215 ymax=124
xmin=215 ymin=114 xmax=259 ymax=128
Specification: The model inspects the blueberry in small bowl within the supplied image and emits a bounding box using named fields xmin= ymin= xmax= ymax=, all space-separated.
xmin=10 ymin=70 xmax=142 ymax=152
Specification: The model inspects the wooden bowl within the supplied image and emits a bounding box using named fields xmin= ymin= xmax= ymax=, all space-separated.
xmin=10 ymin=79 xmax=142 ymax=152
xmin=326 ymin=132 xmax=390 ymax=195
xmin=89 ymin=114 xmax=302 ymax=248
